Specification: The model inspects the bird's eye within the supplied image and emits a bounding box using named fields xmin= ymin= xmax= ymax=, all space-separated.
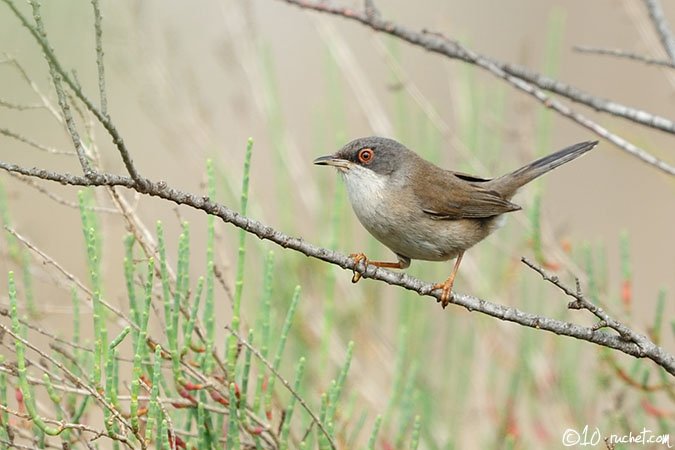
xmin=358 ymin=148 xmax=374 ymax=164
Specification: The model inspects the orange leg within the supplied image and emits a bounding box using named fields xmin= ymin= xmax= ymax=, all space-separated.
xmin=432 ymin=251 xmax=465 ymax=309
xmin=349 ymin=253 xmax=405 ymax=283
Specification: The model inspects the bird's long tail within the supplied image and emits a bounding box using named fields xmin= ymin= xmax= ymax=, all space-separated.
xmin=492 ymin=140 xmax=598 ymax=197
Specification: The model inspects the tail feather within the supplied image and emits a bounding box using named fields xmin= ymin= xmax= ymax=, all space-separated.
xmin=492 ymin=140 xmax=598 ymax=197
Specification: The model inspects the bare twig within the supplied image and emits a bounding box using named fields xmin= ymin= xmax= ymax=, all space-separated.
xmin=363 ymin=0 xmax=379 ymax=19
xmin=644 ymin=0 xmax=675 ymax=63
xmin=0 ymin=127 xmax=74 ymax=155
xmin=499 ymin=62 xmax=675 ymax=138
xmin=1 ymin=54 xmax=63 ymax=120
xmin=521 ymin=257 xmax=663 ymax=361
xmin=90 ymin=0 xmax=107 ymax=115
xmin=6 ymin=171 xmax=118 ymax=212
xmin=4 ymin=226 xmax=136 ymax=327
xmin=574 ymin=45 xmax=675 ymax=69
xmin=0 ymin=98 xmax=43 ymax=110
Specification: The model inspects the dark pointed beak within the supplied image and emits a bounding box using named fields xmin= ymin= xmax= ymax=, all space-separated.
xmin=313 ymin=155 xmax=351 ymax=170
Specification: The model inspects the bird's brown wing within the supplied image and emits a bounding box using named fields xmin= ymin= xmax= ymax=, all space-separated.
xmin=413 ymin=168 xmax=521 ymax=220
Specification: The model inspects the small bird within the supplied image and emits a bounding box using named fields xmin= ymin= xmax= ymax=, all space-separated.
xmin=314 ymin=136 xmax=598 ymax=308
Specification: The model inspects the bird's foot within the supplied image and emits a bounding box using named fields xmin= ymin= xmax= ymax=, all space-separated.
xmin=349 ymin=253 xmax=369 ymax=283
xmin=432 ymin=278 xmax=455 ymax=309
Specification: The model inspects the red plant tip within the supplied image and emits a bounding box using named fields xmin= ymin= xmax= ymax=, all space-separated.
xmin=209 ymin=389 xmax=229 ymax=406
xmin=182 ymin=382 xmax=203 ymax=391
xmin=170 ymin=401 xmax=193 ymax=409
xmin=190 ymin=343 xmax=206 ymax=353
xmin=15 ymin=387 xmax=24 ymax=403
xmin=140 ymin=374 xmax=151 ymax=385
xmin=137 ymin=407 xmax=148 ymax=417
xmin=266 ymin=410 xmax=273 ymax=421
xmin=381 ymin=438 xmax=395 ymax=450
xmin=251 ymin=426 xmax=264 ymax=435
xmin=543 ymin=260 xmax=560 ymax=271
xmin=533 ymin=419 xmax=551 ymax=442
xmin=641 ymin=399 xmax=673 ymax=418
xmin=506 ymin=418 xmax=520 ymax=439
xmin=172 ymin=433 xmax=187 ymax=449
xmin=621 ymin=280 xmax=632 ymax=308
xmin=234 ymin=383 xmax=241 ymax=399
xmin=178 ymin=389 xmax=198 ymax=404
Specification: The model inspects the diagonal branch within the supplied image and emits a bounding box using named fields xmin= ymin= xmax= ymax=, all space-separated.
xmin=2 ymin=160 xmax=674 ymax=377
xmin=574 ymin=45 xmax=675 ymax=69
xmin=522 ymin=257 xmax=656 ymax=351
xmin=275 ymin=0 xmax=675 ymax=177
xmin=644 ymin=0 xmax=675 ymax=63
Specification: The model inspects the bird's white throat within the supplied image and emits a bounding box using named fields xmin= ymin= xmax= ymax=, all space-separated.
xmin=339 ymin=165 xmax=388 ymax=223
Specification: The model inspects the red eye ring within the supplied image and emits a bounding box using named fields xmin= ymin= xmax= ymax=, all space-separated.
xmin=358 ymin=148 xmax=374 ymax=164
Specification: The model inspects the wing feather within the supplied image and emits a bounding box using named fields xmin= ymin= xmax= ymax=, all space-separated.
xmin=413 ymin=168 xmax=521 ymax=220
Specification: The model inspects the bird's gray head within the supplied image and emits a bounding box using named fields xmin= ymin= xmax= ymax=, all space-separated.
xmin=313 ymin=136 xmax=412 ymax=175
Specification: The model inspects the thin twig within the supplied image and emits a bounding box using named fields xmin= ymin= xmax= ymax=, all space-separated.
xmin=574 ymin=45 xmax=675 ymax=69
xmin=4 ymin=225 xmax=135 ymax=326
xmin=521 ymin=257 xmax=656 ymax=355
xmin=363 ymin=0 xmax=379 ymax=19
xmin=1 ymin=53 xmax=63 ymax=121
xmin=499 ymin=61 xmax=675 ymax=139
xmin=0 ymin=98 xmax=43 ymax=110
xmin=6 ymin=171 xmax=118 ymax=212
xmin=644 ymin=0 xmax=675 ymax=63
xmin=90 ymin=0 xmax=107 ymax=115
xmin=0 ymin=127 xmax=74 ymax=155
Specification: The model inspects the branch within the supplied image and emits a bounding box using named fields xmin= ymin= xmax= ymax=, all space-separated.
xmin=3 ymin=160 xmax=674 ymax=377
xmin=275 ymin=0 xmax=675 ymax=178
xmin=574 ymin=45 xmax=675 ymax=69
xmin=522 ymin=258 xmax=658 ymax=350
xmin=644 ymin=0 xmax=675 ymax=63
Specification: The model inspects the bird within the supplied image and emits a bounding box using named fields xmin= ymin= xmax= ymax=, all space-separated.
xmin=314 ymin=136 xmax=598 ymax=308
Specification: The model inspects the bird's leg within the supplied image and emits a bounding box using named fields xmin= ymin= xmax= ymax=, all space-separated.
xmin=433 ymin=251 xmax=465 ymax=308
xmin=349 ymin=253 xmax=406 ymax=283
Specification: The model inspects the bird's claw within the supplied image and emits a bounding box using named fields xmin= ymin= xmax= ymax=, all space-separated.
xmin=349 ymin=253 xmax=368 ymax=283
xmin=432 ymin=281 xmax=455 ymax=309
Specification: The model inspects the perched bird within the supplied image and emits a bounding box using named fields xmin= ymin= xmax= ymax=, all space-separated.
xmin=314 ymin=136 xmax=597 ymax=307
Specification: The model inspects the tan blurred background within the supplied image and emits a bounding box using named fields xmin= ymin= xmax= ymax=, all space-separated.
xmin=1 ymin=0 xmax=674 ymax=447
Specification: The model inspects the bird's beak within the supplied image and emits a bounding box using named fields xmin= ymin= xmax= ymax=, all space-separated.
xmin=313 ymin=155 xmax=351 ymax=170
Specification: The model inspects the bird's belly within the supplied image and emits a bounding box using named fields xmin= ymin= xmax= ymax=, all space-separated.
xmin=351 ymin=195 xmax=495 ymax=262
xmin=366 ymin=217 xmax=490 ymax=262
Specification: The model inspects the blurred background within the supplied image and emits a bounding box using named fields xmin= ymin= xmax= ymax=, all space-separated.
xmin=1 ymin=0 xmax=674 ymax=448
